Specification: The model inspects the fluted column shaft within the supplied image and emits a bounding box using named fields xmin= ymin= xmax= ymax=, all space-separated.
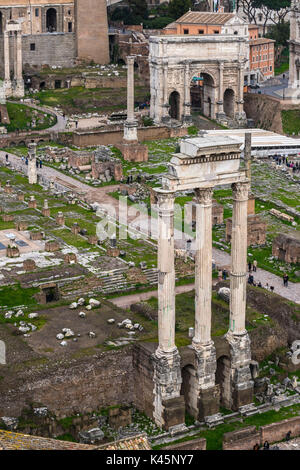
xmin=229 ymin=181 xmax=250 ymax=335
xmin=193 ymin=187 xmax=213 ymax=347
xmin=16 ymin=31 xmax=23 ymax=81
xmin=156 ymin=191 xmax=176 ymax=355
xmin=4 ymin=31 xmax=10 ymax=83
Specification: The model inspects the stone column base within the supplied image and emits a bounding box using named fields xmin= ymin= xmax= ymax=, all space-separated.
xmin=225 ymin=332 xmax=254 ymax=411
xmin=198 ymin=385 xmax=220 ymax=422
xmin=124 ymin=120 xmax=138 ymax=142
xmin=182 ymin=114 xmax=193 ymax=125
xmin=152 ymin=348 xmax=185 ymax=430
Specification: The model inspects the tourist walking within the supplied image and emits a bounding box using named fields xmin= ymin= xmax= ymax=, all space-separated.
xmin=263 ymin=441 xmax=270 ymax=450
xmin=283 ymin=273 xmax=289 ymax=287
xmin=222 ymin=269 xmax=227 ymax=281
xmin=248 ymin=261 xmax=252 ymax=272
xmin=253 ymin=259 xmax=257 ymax=272
xmin=5 ymin=154 xmax=8 ymax=163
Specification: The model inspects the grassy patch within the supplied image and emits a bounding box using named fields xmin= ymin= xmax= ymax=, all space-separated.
xmin=282 ymin=109 xmax=300 ymax=135
xmin=5 ymin=102 xmax=57 ymax=132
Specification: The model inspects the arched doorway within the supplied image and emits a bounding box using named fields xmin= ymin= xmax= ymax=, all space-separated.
xmin=46 ymin=8 xmax=57 ymax=33
xmin=216 ymin=355 xmax=232 ymax=409
xmin=190 ymin=76 xmax=202 ymax=112
xmin=180 ymin=364 xmax=198 ymax=419
xmin=223 ymin=89 xmax=235 ymax=118
xmin=169 ymin=91 xmax=180 ymax=120
xmin=201 ymin=73 xmax=215 ymax=119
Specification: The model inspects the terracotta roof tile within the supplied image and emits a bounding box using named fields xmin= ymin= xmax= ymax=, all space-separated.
xmin=175 ymin=11 xmax=234 ymax=25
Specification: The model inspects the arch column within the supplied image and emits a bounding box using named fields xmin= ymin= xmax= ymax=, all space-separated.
xmin=161 ymin=59 xmax=170 ymax=122
xmin=235 ymin=62 xmax=246 ymax=122
xmin=183 ymin=62 xmax=192 ymax=124
xmin=216 ymin=61 xmax=225 ymax=119
xmin=152 ymin=189 xmax=185 ymax=431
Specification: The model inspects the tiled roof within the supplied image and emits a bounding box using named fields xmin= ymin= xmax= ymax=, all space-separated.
xmin=97 ymin=434 xmax=151 ymax=450
xmin=250 ymin=38 xmax=275 ymax=45
xmin=0 ymin=430 xmax=95 ymax=450
xmin=175 ymin=11 xmax=234 ymax=25
xmin=0 ymin=430 xmax=151 ymax=451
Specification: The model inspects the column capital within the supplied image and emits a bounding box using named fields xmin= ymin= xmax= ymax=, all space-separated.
xmin=194 ymin=187 xmax=213 ymax=206
xmin=126 ymin=55 xmax=136 ymax=65
xmin=231 ymin=181 xmax=250 ymax=202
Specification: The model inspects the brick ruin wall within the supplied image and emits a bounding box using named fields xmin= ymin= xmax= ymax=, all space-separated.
xmin=0 ymin=349 xmax=134 ymax=418
xmin=0 ymin=34 xmax=76 ymax=77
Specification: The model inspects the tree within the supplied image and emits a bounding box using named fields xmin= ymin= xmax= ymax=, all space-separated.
xmin=168 ymin=0 xmax=192 ymax=20
xmin=240 ymin=0 xmax=291 ymax=36
xmin=128 ymin=0 xmax=148 ymax=20
xmin=266 ymin=21 xmax=290 ymax=47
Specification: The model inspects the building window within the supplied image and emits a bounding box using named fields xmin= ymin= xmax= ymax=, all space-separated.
xmin=30 ymin=43 xmax=36 ymax=51
xmin=35 ymin=8 xmax=39 ymax=17
xmin=68 ymin=22 xmax=72 ymax=32
xmin=234 ymin=31 xmax=238 ymax=35
xmin=198 ymin=29 xmax=204 ymax=34
xmin=214 ymin=30 xmax=219 ymax=34
xmin=270 ymin=65 xmax=272 ymax=71
xmin=183 ymin=29 xmax=189 ymax=34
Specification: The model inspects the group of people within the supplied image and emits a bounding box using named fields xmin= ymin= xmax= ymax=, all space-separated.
xmin=20 ymin=156 xmax=43 ymax=169
xmin=272 ymin=154 xmax=300 ymax=173
xmin=253 ymin=430 xmax=292 ymax=450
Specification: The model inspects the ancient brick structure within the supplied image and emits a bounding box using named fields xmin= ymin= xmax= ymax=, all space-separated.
xmin=30 ymin=231 xmax=43 ymax=241
xmin=16 ymin=221 xmax=28 ymax=231
xmin=23 ymin=259 xmax=37 ymax=272
xmin=0 ymin=0 xmax=109 ymax=77
xmin=226 ymin=214 xmax=267 ymax=246
xmin=45 ymin=240 xmax=60 ymax=252
xmin=272 ymin=232 xmax=300 ymax=264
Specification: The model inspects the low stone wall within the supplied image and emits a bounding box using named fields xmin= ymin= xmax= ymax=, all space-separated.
xmin=223 ymin=417 xmax=300 ymax=450
xmin=260 ymin=416 xmax=300 ymax=445
xmin=223 ymin=426 xmax=260 ymax=450
xmin=163 ymin=437 xmax=206 ymax=450
xmin=72 ymin=126 xmax=187 ymax=148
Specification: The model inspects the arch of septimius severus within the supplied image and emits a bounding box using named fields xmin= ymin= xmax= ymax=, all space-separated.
xmin=134 ymin=134 xmax=254 ymax=431
xmin=149 ymin=32 xmax=249 ymax=128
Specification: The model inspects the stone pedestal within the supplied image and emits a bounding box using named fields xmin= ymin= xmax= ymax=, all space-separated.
xmin=42 ymin=200 xmax=50 ymax=217
xmin=152 ymin=349 xmax=185 ymax=431
xmin=55 ymin=212 xmax=65 ymax=226
xmin=71 ymin=223 xmax=80 ymax=235
xmin=45 ymin=240 xmax=60 ymax=252
xmin=23 ymin=259 xmax=36 ymax=272
xmin=28 ymin=196 xmax=37 ymax=209
xmin=224 ymin=332 xmax=254 ymax=411
xmin=17 ymin=191 xmax=25 ymax=201
xmin=4 ymin=182 xmax=12 ymax=194
xmin=16 ymin=221 xmax=28 ymax=231
xmin=6 ymin=246 xmax=20 ymax=258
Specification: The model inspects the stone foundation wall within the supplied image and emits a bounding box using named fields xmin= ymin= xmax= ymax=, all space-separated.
xmin=223 ymin=426 xmax=260 ymax=450
xmin=132 ymin=343 xmax=156 ymax=420
xmin=0 ymin=349 xmax=134 ymax=418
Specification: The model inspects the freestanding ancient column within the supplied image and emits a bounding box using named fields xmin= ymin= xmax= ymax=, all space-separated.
xmin=15 ymin=30 xmax=24 ymax=97
xmin=192 ymin=187 xmax=220 ymax=421
xmin=124 ymin=56 xmax=138 ymax=142
xmin=152 ymin=189 xmax=185 ymax=431
xmin=28 ymin=143 xmax=37 ymax=185
xmin=225 ymin=180 xmax=254 ymax=410
xmin=3 ymin=31 xmax=12 ymax=96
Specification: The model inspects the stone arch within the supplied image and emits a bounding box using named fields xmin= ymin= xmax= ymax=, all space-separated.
xmin=46 ymin=8 xmax=57 ymax=33
xmin=169 ymin=91 xmax=180 ymax=120
xmin=201 ymin=72 xmax=216 ymax=119
xmin=223 ymin=88 xmax=235 ymax=118
xmin=180 ymin=364 xmax=198 ymax=419
xmin=215 ymin=355 xmax=232 ymax=409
